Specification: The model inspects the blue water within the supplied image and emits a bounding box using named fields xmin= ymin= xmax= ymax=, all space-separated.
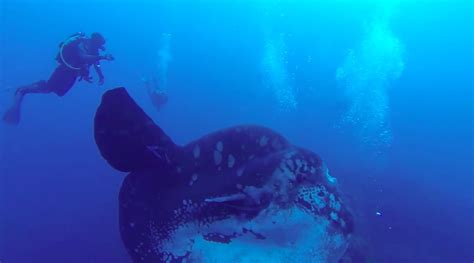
xmin=0 ymin=0 xmax=472 ymax=262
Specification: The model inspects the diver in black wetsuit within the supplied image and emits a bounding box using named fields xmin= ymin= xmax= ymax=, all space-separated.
xmin=143 ymin=76 xmax=169 ymax=112
xmin=2 ymin=32 xmax=114 ymax=125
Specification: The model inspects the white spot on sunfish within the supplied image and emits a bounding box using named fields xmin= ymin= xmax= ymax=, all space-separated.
xmin=329 ymin=194 xmax=341 ymax=211
xmin=272 ymin=139 xmax=283 ymax=150
xmin=295 ymin=159 xmax=302 ymax=169
xmin=216 ymin=141 xmax=223 ymax=152
xmin=214 ymin=150 xmax=222 ymax=165
xmin=228 ymin=154 xmax=236 ymax=168
xmin=340 ymin=219 xmax=346 ymax=228
xmin=130 ymin=222 xmax=135 ymax=228
xmin=325 ymin=169 xmax=337 ymax=185
xmin=259 ymin=136 xmax=269 ymax=146
xmin=330 ymin=212 xmax=339 ymax=221
xmin=193 ymin=145 xmax=200 ymax=159
xmin=236 ymin=168 xmax=244 ymax=177
xmin=286 ymin=159 xmax=295 ymax=170
xmin=284 ymin=151 xmax=296 ymax=159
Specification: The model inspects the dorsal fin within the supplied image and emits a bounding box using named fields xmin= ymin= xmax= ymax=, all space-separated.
xmin=94 ymin=87 xmax=177 ymax=172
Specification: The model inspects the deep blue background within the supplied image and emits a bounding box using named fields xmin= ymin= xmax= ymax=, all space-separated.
xmin=1 ymin=0 xmax=472 ymax=262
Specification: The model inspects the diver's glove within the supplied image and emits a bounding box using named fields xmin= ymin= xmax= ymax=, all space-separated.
xmin=78 ymin=74 xmax=93 ymax=83
xmin=101 ymin=54 xmax=115 ymax=61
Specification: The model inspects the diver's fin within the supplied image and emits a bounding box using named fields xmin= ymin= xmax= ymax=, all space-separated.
xmin=94 ymin=87 xmax=178 ymax=172
xmin=2 ymin=105 xmax=21 ymax=125
xmin=2 ymin=88 xmax=24 ymax=125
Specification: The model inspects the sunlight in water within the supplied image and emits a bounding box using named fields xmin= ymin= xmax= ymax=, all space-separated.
xmin=336 ymin=14 xmax=404 ymax=156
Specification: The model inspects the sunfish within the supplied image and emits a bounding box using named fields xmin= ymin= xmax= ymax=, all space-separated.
xmin=94 ymin=88 xmax=354 ymax=263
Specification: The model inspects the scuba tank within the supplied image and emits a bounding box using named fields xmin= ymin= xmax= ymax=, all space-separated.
xmin=56 ymin=32 xmax=86 ymax=70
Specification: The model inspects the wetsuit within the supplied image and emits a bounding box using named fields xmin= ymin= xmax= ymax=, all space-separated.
xmin=47 ymin=37 xmax=103 ymax=96
xmin=2 ymin=33 xmax=108 ymax=125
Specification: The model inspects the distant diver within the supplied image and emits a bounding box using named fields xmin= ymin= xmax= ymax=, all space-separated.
xmin=2 ymin=32 xmax=114 ymax=125
xmin=143 ymin=33 xmax=172 ymax=112
xmin=143 ymin=76 xmax=168 ymax=111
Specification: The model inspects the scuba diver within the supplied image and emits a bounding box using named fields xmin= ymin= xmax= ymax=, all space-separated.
xmin=143 ymin=76 xmax=168 ymax=111
xmin=2 ymin=32 xmax=114 ymax=125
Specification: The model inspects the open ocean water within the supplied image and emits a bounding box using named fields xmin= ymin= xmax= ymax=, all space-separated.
xmin=0 ymin=0 xmax=473 ymax=262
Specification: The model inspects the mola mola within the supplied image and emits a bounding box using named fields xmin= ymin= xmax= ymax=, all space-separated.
xmin=94 ymin=88 xmax=354 ymax=263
